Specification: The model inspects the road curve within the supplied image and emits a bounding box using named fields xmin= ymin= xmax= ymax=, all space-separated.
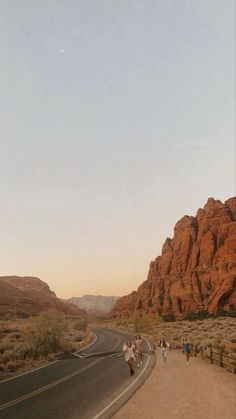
xmin=0 ymin=328 xmax=155 ymax=419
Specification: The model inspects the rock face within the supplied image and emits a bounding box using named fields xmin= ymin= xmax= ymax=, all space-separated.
xmin=68 ymin=295 xmax=119 ymax=315
xmin=109 ymin=292 xmax=138 ymax=317
xmin=0 ymin=276 xmax=86 ymax=317
xmin=111 ymin=197 xmax=236 ymax=317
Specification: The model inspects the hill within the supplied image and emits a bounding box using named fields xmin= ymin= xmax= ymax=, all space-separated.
xmin=0 ymin=276 xmax=85 ymax=317
xmin=68 ymin=295 xmax=119 ymax=315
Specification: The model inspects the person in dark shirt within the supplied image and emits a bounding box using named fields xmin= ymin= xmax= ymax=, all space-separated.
xmin=183 ymin=336 xmax=191 ymax=365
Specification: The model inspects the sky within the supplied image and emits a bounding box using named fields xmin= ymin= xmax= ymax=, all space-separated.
xmin=0 ymin=0 xmax=235 ymax=298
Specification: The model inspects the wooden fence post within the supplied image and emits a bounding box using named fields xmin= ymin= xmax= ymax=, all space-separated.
xmin=200 ymin=346 xmax=203 ymax=359
xmin=219 ymin=352 xmax=223 ymax=367
xmin=210 ymin=348 xmax=213 ymax=364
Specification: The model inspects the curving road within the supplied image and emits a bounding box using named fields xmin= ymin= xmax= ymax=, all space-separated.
xmin=0 ymin=328 xmax=155 ymax=419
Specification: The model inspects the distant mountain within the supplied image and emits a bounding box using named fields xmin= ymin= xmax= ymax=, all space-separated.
xmin=68 ymin=295 xmax=119 ymax=315
xmin=0 ymin=276 xmax=86 ymax=317
xmin=111 ymin=197 xmax=236 ymax=318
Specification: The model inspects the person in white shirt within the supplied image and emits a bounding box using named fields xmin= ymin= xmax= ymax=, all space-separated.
xmin=123 ymin=341 xmax=136 ymax=376
xmin=159 ymin=338 xmax=170 ymax=366
xmin=135 ymin=335 xmax=143 ymax=367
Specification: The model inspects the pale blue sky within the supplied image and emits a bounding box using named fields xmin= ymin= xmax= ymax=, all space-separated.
xmin=0 ymin=0 xmax=235 ymax=297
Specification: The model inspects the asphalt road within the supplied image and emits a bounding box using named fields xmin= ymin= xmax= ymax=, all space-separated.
xmin=0 ymin=328 xmax=155 ymax=419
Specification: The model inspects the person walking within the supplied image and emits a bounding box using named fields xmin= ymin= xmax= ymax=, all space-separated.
xmin=135 ymin=335 xmax=143 ymax=367
xmin=123 ymin=341 xmax=136 ymax=376
xmin=159 ymin=338 xmax=169 ymax=366
xmin=183 ymin=336 xmax=191 ymax=365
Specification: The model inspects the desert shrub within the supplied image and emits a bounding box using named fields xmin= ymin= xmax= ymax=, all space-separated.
xmin=163 ymin=314 xmax=176 ymax=322
xmin=10 ymin=332 xmax=21 ymax=340
xmin=14 ymin=342 xmax=36 ymax=359
xmin=183 ymin=310 xmax=209 ymax=321
xmin=0 ymin=327 xmax=12 ymax=334
xmin=73 ymin=333 xmax=84 ymax=342
xmin=2 ymin=350 xmax=18 ymax=363
xmin=133 ymin=315 xmax=154 ymax=333
xmin=227 ymin=343 xmax=236 ymax=353
xmin=29 ymin=312 xmax=66 ymax=356
xmin=200 ymin=338 xmax=215 ymax=349
xmin=74 ymin=317 xmax=88 ymax=331
xmin=215 ymin=310 xmax=236 ymax=318
xmin=230 ymin=334 xmax=236 ymax=343
xmin=172 ymin=335 xmax=180 ymax=341
xmin=0 ymin=341 xmax=13 ymax=354
xmin=7 ymin=360 xmax=24 ymax=372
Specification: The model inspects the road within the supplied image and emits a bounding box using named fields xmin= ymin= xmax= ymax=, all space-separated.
xmin=0 ymin=328 xmax=155 ymax=419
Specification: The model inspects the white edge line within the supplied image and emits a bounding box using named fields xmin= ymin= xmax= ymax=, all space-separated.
xmin=143 ymin=337 xmax=152 ymax=351
xmin=74 ymin=331 xmax=98 ymax=354
xmin=92 ymin=353 xmax=152 ymax=419
xmin=0 ymin=331 xmax=98 ymax=384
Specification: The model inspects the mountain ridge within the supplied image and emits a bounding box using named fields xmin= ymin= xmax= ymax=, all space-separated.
xmin=68 ymin=295 xmax=119 ymax=315
xmin=0 ymin=276 xmax=86 ymax=317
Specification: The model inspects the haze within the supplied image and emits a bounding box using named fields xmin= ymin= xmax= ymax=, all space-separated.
xmin=0 ymin=1 xmax=235 ymax=298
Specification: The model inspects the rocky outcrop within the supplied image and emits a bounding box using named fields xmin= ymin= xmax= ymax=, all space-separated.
xmin=68 ymin=295 xmax=119 ymax=315
xmin=111 ymin=197 xmax=236 ymax=317
xmin=111 ymin=292 xmax=138 ymax=317
xmin=0 ymin=276 xmax=86 ymax=317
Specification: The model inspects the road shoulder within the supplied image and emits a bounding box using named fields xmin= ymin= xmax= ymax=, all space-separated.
xmin=112 ymin=350 xmax=236 ymax=419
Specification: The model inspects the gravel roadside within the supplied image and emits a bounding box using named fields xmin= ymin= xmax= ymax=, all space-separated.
xmin=112 ymin=350 xmax=236 ymax=419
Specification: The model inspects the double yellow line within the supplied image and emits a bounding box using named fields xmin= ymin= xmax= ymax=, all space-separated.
xmin=0 ymin=335 xmax=121 ymax=412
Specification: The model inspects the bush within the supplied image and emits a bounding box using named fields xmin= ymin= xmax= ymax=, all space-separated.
xmin=73 ymin=333 xmax=84 ymax=342
xmin=0 ymin=341 xmax=12 ymax=354
xmin=2 ymin=350 xmax=18 ymax=363
xmin=14 ymin=342 xmax=36 ymax=359
xmin=74 ymin=318 xmax=88 ymax=331
xmin=133 ymin=314 xmax=154 ymax=333
xmin=163 ymin=314 xmax=176 ymax=322
xmin=228 ymin=343 xmax=236 ymax=353
xmin=230 ymin=334 xmax=236 ymax=343
xmin=182 ymin=310 xmax=209 ymax=321
xmin=29 ymin=312 xmax=66 ymax=356
xmin=10 ymin=332 xmax=21 ymax=340
xmin=0 ymin=327 xmax=12 ymax=334
xmin=215 ymin=311 xmax=236 ymax=318
xmin=7 ymin=360 xmax=24 ymax=372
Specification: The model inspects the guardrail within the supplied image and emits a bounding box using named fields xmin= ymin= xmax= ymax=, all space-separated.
xmin=198 ymin=347 xmax=236 ymax=374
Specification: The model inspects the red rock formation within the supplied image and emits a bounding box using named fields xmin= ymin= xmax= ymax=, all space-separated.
xmin=0 ymin=276 xmax=86 ymax=317
xmin=110 ymin=291 xmax=138 ymax=317
xmin=111 ymin=197 xmax=236 ymax=317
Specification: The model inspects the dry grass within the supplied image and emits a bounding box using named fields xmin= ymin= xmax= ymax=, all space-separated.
xmin=0 ymin=312 xmax=92 ymax=381
xmin=92 ymin=315 xmax=236 ymax=371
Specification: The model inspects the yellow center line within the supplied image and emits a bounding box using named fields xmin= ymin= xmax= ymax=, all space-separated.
xmin=0 ymin=334 xmax=122 ymax=412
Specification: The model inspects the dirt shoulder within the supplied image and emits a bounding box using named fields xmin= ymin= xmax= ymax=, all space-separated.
xmin=112 ymin=350 xmax=236 ymax=419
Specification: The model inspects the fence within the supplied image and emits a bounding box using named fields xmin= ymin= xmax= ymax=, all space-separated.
xmin=198 ymin=347 xmax=236 ymax=374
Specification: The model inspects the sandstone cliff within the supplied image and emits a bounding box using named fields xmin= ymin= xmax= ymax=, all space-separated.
xmin=111 ymin=197 xmax=236 ymax=317
xmin=0 ymin=276 xmax=86 ymax=317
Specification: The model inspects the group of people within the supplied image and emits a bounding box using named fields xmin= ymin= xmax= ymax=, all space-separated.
xmin=123 ymin=335 xmax=191 ymax=376
xmin=158 ymin=336 xmax=191 ymax=365
xmin=122 ymin=335 xmax=143 ymax=376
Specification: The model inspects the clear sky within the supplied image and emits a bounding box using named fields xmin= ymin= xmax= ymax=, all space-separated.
xmin=0 ymin=0 xmax=235 ymax=298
